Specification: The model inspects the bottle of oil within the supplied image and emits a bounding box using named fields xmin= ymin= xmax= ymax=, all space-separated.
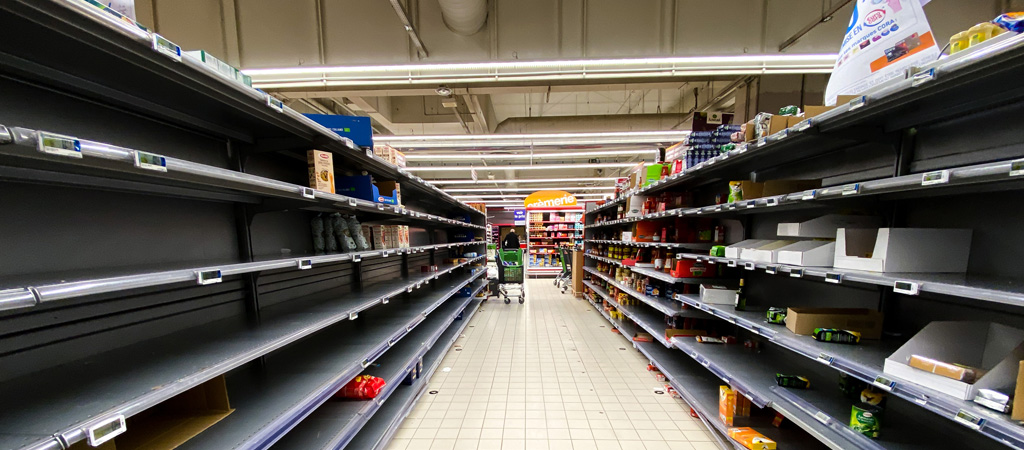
xmin=734 ymin=278 xmax=747 ymax=311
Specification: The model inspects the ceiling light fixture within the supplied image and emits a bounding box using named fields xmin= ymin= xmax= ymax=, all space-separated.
xmin=443 ymin=186 xmax=616 ymax=193
xmin=406 ymin=163 xmax=636 ymax=172
xmin=453 ymin=193 xmax=610 ymax=199
xmin=404 ymin=149 xmax=660 ymax=161
xmin=426 ymin=177 xmax=620 ymax=185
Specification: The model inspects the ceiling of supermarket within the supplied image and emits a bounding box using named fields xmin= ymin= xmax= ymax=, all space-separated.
xmin=135 ymin=0 xmax=1002 ymax=204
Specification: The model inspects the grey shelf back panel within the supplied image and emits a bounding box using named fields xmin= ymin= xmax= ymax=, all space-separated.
xmin=175 ymin=277 xmax=485 ymax=450
xmin=0 ymin=258 xmax=482 ymax=450
xmin=342 ymin=298 xmax=483 ymax=450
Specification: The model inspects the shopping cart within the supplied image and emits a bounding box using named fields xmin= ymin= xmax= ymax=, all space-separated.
xmin=554 ymin=246 xmax=572 ymax=294
xmin=494 ymin=249 xmax=524 ymax=304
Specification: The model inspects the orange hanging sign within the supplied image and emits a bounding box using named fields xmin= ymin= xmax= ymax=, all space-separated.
xmin=525 ymin=190 xmax=577 ymax=208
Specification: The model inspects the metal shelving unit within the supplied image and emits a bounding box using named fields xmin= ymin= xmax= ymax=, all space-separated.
xmin=526 ymin=208 xmax=583 ymax=276
xmin=582 ymin=30 xmax=1024 ymax=450
xmin=583 ymin=267 xmax=700 ymax=318
xmin=0 ymin=2 xmax=489 ymax=450
xmin=585 ymin=253 xmax=726 ymax=285
xmin=285 ymin=293 xmax=485 ymax=450
xmin=582 ymin=279 xmax=672 ymax=347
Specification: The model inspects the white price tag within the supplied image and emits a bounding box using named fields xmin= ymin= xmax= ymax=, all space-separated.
xmin=825 ymin=272 xmax=843 ymax=284
xmin=1011 ymin=159 xmax=1024 ymax=177
xmin=744 ymin=262 xmax=755 ymax=271
xmin=266 ymin=95 xmax=285 ymax=112
xmin=872 ymin=375 xmax=896 ymax=391
xmin=300 ymin=187 xmax=315 ymax=199
xmin=795 ymin=119 xmax=812 ymax=132
xmin=37 ymin=132 xmax=82 ymax=158
xmin=727 ymin=260 xmax=737 ymax=268
xmin=801 ymin=189 xmax=817 ymax=200
xmin=813 ymin=411 xmax=831 ymax=425
xmin=87 ymin=415 xmax=127 ymax=447
xmin=954 ymin=409 xmax=985 ymax=430
xmin=152 ymin=33 xmax=181 ymax=61
xmin=911 ymin=68 xmax=936 ymax=87
xmin=848 ymin=95 xmax=867 ymax=110
xmin=349 ymin=312 xmax=359 ymax=320
xmin=893 ymin=280 xmax=920 ymax=295
xmin=790 ymin=268 xmax=804 ymax=278
xmin=766 ymin=197 xmax=779 ymax=207
xmin=348 ymin=198 xmax=358 ymax=207
xmin=765 ymin=266 xmax=778 ymax=275
xmin=133 ymin=151 xmax=168 ymax=172
xmin=195 ymin=269 xmax=223 ymax=285
xmin=817 ymin=353 xmax=835 ymax=365
xmin=842 ymin=183 xmax=860 ymax=196
xmin=921 ymin=170 xmax=950 ymax=186
xmin=352 ymin=254 xmax=362 ymax=263
xmin=757 ymin=137 xmax=767 ymax=147
xmin=297 ymin=259 xmax=313 ymax=270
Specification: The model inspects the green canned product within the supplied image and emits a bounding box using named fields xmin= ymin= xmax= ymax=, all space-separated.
xmin=813 ymin=328 xmax=861 ymax=344
xmin=775 ymin=373 xmax=811 ymax=389
xmin=710 ymin=245 xmax=726 ymax=257
xmin=851 ymin=404 xmax=882 ymax=438
xmin=766 ymin=307 xmax=787 ymax=324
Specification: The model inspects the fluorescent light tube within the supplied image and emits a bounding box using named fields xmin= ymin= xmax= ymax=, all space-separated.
xmin=444 ymin=186 xmax=615 ymax=193
xmin=427 ymin=177 xmax=620 ymax=185
xmin=404 ymin=149 xmax=659 ymax=160
xmin=406 ymin=163 xmax=636 ymax=172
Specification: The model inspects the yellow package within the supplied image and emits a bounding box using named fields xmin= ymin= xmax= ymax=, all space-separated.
xmin=728 ymin=427 xmax=776 ymax=450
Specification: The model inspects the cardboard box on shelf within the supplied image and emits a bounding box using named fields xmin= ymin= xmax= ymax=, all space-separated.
xmin=777 ymin=214 xmax=883 ymax=239
xmin=908 ymin=355 xmax=987 ymax=383
xmin=728 ymin=427 xmax=776 ymax=450
xmin=1013 ymin=361 xmax=1024 ymax=420
xmin=719 ymin=385 xmax=738 ymax=425
xmin=336 ymin=175 xmax=400 ymax=205
xmin=624 ymin=195 xmax=649 ymax=218
xmin=884 ymin=321 xmax=1024 ymax=400
xmin=307 ymin=150 xmax=335 ymax=194
xmin=834 ymin=228 xmax=972 ymax=273
xmin=744 ymin=240 xmax=796 ymax=263
xmin=729 ymin=181 xmax=764 ymax=201
xmin=372 ymin=144 xmax=406 ymax=167
xmin=665 ymin=328 xmax=707 ymax=340
xmin=725 ymin=239 xmax=772 ymax=259
xmin=784 ymin=308 xmax=884 ymax=339
xmin=700 ymin=284 xmax=737 ymax=305
xmin=776 ymin=240 xmax=836 ymax=267
xmin=68 ymin=375 xmax=234 ymax=450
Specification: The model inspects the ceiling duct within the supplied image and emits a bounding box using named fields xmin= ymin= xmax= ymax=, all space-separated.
xmin=438 ymin=0 xmax=487 ymax=36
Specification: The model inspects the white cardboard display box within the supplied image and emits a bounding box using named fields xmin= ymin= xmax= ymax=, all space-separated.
xmin=776 ymin=241 xmax=836 ymax=267
xmin=625 ymin=195 xmax=650 ymax=218
xmin=833 ymin=228 xmax=972 ymax=273
xmin=884 ymin=321 xmax=1024 ymax=400
xmin=724 ymin=239 xmax=771 ymax=259
xmin=746 ymin=240 xmax=796 ymax=263
xmin=777 ymin=214 xmax=883 ymax=239
xmin=700 ymin=284 xmax=736 ymax=305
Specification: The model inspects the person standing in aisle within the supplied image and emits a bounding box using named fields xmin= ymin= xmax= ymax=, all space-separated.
xmin=502 ymin=229 xmax=521 ymax=250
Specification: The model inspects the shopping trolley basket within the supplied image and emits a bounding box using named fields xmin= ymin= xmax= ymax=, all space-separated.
xmin=494 ymin=249 xmax=524 ymax=304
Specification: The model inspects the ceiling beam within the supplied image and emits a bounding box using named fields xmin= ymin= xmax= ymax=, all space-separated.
xmin=266 ymin=79 xmax=738 ymax=99
xmin=388 ymin=0 xmax=429 ymax=58
xmin=347 ymin=96 xmax=401 ymax=135
xmin=778 ymin=0 xmax=853 ymax=51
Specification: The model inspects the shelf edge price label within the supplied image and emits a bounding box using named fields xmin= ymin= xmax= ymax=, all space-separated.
xmin=766 ymin=197 xmax=779 ymax=207
xmin=790 ymin=268 xmax=804 ymax=278
xmin=266 ymin=95 xmax=285 ymax=113
xmin=795 ymin=119 xmax=812 ymax=132
xmin=813 ymin=411 xmax=831 ymax=425
xmin=872 ymin=375 xmax=897 ymax=391
xmin=300 ymin=187 xmax=315 ymax=199
xmin=825 ymin=272 xmax=843 ymax=284
xmin=954 ymin=409 xmax=986 ymax=430
xmin=921 ymin=169 xmax=950 ymax=186
xmin=1010 ymin=159 xmax=1024 ymax=177
xmin=152 ymin=33 xmax=181 ymax=61
xmin=727 ymin=260 xmax=737 ymax=268
xmin=352 ymin=254 xmax=362 ymax=263
xmin=195 ymin=269 xmax=222 ymax=285
xmin=817 ymin=353 xmax=835 ymax=365
xmin=744 ymin=262 xmax=755 ymax=271
xmin=349 ymin=312 xmax=359 ymax=320
xmin=893 ymin=280 xmax=920 ymax=295
xmin=133 ymin=151 xmax=168 ymax=172
xmin=297 ymin=259 xmax=313 ymax=270
xmin=912 ymin=68 xmax=936 ymax=87
xmin=842 ymin=183 xmax=860 ymax=196
xmin=86 ymin=415 xmax=127 ymax=447
xmin=765 ymin=265 xmax=778 ymax=275
xmin=849 ymin=95 xmax=867 ymax=110
xmin=37 ymin=132 xmax=83 ymax=158
xmin=746 ymin=200 xmax=757 ymax=208
xmin=801 ymin=189 xmax=817 ymax=200
xmin=757 ymin=137 xmax=767 ymax=147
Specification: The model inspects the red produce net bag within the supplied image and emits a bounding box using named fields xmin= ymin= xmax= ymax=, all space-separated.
xmin=335 ymin=375 xmax=386 ymax=400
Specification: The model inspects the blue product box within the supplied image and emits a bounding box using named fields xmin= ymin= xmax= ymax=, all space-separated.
xmin=337 ymin=175 xmax=400 ymax=205
xmin=457 ymin=286 xmax=473 ymax=296
xmin=304 ymin=114 xmax=373 ymax=148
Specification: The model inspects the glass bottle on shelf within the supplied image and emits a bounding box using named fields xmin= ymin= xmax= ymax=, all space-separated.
xmin=735 ymin=279 xmax=747 ymax=311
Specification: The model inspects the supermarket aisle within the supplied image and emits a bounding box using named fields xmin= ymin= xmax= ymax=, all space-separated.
xmin=387 ymin=279 xmax=716 ymax=450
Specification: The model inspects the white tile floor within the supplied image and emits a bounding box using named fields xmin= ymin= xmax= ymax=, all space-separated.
xmin=386 ymin=279 xmax=718 ymax=450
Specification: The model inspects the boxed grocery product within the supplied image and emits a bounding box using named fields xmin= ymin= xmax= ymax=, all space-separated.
xmin=307 ymin=150 xmax=335 ymax=194
xmin=700 ymin=284 xmax=736 ymax=305
xmin=670 ymin=259 xmax=715 ymax=279
xmin=775 ymin=241 xmax=836 ymax=267
xmin=784 ymin=308 xmax=884 ymax=339
xmin=305 ymin=114 xmax=374 ymax=148
xmin=833 ymin=228 xmax=972 ymax=273
xmin=726 ymin=181 xmax=764 ymax=202
xmin=745 ymin=240 xmax=796 ymax=263
xmin=373 ymin=144 xmax=406 ymax=167
xmin=719 ymin=385 xmax=738 ymax=425
xmin=728 ymin=427 xmax=776 ymax=450
xmin=337 ymin=175 xmax=399 ymax=205
xmin=884 ymin=321 xmax=1024 ymax=400
xmin=665 ymin=328 xmax=707 ymax=340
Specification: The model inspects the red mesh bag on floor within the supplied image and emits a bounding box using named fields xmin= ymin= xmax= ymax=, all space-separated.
xmin=335 ymin=375 xmax=386 ymax=400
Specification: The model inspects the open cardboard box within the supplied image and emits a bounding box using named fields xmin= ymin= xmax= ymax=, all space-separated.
xmin=833 ymin=228 xmax=972 ymax=273
xmin=884 ymin=321 xmax=1024 ymax=400
xmin=69 ymin=375 xmax=233 ymax=450
xmin=777 ymin=214 xmax=883 ymax=239
xmin=785 ymin=307 xmax=884 ymax=339
xmin=724 ymin=239 xmax=771 ymax=259
xmin=746 ymin=240 xmax=796 ymax=263
xmin=776 ymin=240 xmax=835 ymax=267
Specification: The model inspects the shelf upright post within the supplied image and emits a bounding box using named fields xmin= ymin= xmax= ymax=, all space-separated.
xmin=229 ymin=139 xmax=262 ymax=324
